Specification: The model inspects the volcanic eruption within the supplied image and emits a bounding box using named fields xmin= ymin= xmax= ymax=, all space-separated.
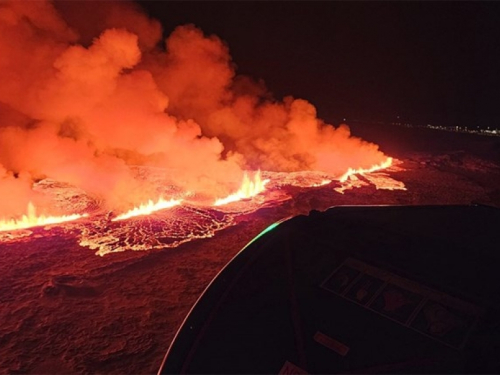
xmin=0 ymin=0 xmax=404 ymax=252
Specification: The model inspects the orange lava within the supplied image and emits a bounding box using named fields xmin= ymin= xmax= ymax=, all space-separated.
xmin=311 ymin=179 xmax=332 ymax=187
xmin=0 ymin=202 xmax=88 ymax=232
xmin=339 ymin=157 xmax=393 ymax=182
xmin=335 ymin=157 xmax=407 ymax=193
xmin=214 ymin=170 xmax=269 ymax=206
xmin=111 ymin=198 xmax=182 ymax=221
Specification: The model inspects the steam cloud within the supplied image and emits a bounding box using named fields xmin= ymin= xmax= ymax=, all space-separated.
xmin=0 ymin=0 xmax=388 ymax=217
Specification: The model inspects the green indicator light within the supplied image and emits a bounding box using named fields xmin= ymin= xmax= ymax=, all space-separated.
xmin=251 ymin=221 xmax=281 ymax=241
xmin=260 ymin=221 xmax=280 ymax=236
xmin=234 ymin=218 xmax=291 ymax=258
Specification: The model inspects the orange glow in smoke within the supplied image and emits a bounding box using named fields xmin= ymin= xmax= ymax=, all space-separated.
xmin=111 ymin=197 xmax=182 ymax=221
xmin=339 ymin=157 xmax=393 ymax=182
xmin=214 ymin=170 xmax=269 ymax=206
xmin=0 ymin=202 xmax=88 ymax=232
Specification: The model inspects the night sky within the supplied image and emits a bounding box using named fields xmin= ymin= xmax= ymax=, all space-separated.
xmin=140 ymin=1 xmax=500 ymax=129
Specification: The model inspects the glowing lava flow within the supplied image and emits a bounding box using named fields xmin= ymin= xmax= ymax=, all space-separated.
xmin=339 ymin=157 xmax=393 ymax=182
xmin=335 ymin=157 xmax=406 ymax=193
xmin=311 ymin=179 xmax=332 ymax=187
xmin=0 ymin=202 xmax=88 ymax=232
xmin=111 ymin=198 xmax=182 ymax=221
xmin=214 ymin=170 xmax=269 ymax=206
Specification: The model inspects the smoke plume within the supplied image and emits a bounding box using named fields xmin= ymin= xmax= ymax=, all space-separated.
xmin=0 ymin=0 xmax=388 ymax=217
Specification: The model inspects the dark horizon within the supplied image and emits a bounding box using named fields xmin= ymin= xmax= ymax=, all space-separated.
xmin=140 ymin=1 xmax=500 ymax=129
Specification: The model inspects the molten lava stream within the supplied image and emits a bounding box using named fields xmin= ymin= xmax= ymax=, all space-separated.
xmin=339 ymin=157 xmax=393 ymax=182
xmin=335 ymin=157 xmax=406 ymax=193
xmin=111 ymin=198 xmax=182 ymax=221
xmin=0 ymin=202 xmax=88 ymax=232
xmin=214 ymin=170 xmax=269 ymax=206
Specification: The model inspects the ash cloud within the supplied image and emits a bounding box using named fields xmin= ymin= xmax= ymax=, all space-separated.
xmin=0 ymin=0 xmax=387 ymax=217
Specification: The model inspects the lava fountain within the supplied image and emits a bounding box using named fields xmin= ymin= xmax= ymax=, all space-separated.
xmin=112 ymin=198 xmax=183 ymax=221
xmin=335 ymin=157 xmax=407 ymax=194
xmin=0 ymin=202 xmax=88 ymax=232
xmin=214 ymin=171 xmax=269 ymax=206
xmin=339 ymin=157 xmax=394 ymax=182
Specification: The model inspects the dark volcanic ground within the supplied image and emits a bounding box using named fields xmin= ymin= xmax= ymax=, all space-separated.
xmin=1 ymin=125 xmax=500 ymax=374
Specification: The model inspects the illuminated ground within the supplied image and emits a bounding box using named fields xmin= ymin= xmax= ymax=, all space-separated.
xmin=0 ymin=127 xmax=499 ymax=374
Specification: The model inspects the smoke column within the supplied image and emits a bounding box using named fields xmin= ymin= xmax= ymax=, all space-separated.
xmin=0 ymin=0 xmax=388 ymax=217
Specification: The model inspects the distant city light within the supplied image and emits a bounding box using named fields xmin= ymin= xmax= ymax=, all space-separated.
xmin=390 ymin=121 xmax=499 ymax=137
